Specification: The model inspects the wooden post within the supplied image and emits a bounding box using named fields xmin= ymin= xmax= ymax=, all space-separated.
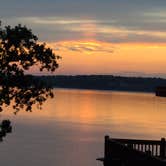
xmin=105 ymin=135 xmax=110 ymax=159
xmin=160 ymin=138 xmax=165 ymax=158
xmin=104 ymin=135 xmax=110 ymax=166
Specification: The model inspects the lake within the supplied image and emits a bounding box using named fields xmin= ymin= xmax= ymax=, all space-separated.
xmin=0 ymin=88 xmax=166 ymax=166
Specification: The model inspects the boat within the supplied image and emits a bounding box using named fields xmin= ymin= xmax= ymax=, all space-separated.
xmin=156 ymin=86 xmax=166 ymax=97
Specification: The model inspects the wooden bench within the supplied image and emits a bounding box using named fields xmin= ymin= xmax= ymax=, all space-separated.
xmin=97 ymin=135 xmax=166 ymax=166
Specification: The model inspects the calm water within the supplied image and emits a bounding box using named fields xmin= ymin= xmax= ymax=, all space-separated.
xmin=0 ymin=88 xmax=166 ymax=166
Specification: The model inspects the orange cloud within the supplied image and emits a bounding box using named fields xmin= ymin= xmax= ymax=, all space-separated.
xmin=48 ymin=40 xmax=115 ymax=54
xmin=28 ymin=40 xmax=166 ymax=77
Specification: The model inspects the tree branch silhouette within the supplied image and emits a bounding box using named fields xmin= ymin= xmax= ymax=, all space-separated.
xmin=0 ymin=22 xmax=60 ymax=140
xmin=0 ymin=22 xmax=60 ymax=114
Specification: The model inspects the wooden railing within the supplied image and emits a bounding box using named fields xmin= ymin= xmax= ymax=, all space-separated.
xmin=97 ymin=135 xmax=166 ymax=166
xmin=113 ymin=137 xmax=166 ymax=158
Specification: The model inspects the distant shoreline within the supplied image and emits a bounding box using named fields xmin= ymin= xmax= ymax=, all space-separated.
xmin=54 ymin=86 xmax=155 ymax=95
xmin=35 ymin=75 xmax=166 ymax=93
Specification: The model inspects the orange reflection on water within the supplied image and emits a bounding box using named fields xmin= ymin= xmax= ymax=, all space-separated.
xmin=2 ymin=89 xmax=166 ymax=139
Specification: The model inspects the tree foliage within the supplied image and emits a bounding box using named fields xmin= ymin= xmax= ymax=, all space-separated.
xmin=0 ymin=23 xmax=60 ymax=113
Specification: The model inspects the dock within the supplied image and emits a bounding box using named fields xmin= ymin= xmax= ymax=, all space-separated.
xmin=97 ymin=135 xmax=166 ymax=166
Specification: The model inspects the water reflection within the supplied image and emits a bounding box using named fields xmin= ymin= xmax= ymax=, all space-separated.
xmin=3 ymin=89 xmax=166 ymax=139
xmin=1 ymin=89 xmax=166 ymax=166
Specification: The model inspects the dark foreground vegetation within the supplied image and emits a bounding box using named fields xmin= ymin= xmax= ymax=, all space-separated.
xmin=36 ymin=75 xmax=166 ymax=93
xmin=0 ymin=23 xmax=59 ymax=141
xmin=0 ymin=23 xmax=59 ymax=113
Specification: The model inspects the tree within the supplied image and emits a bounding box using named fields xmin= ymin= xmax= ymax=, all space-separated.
xmin=0 ymin=22 xmax=61 ymax=114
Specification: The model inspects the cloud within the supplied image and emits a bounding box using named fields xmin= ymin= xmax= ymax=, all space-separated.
xmin=3 ymin=15 xmax=166 ymax=44
xmin=49 ymin=41 xmax=115 ymax=54
xmin=1 ymin=0 xmax=166 ymax=43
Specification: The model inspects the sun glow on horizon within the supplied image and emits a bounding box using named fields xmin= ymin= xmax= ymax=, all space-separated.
xmin=32 ymin=39 xmax=166 ymax=77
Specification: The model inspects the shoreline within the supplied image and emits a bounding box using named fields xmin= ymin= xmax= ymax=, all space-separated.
xmin=53 ymin=86 xmax=155 ymax=95
xmin=35 ymin=75 xmax=166 ymax=95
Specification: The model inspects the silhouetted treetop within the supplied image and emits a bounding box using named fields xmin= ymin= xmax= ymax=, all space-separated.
xmin=0 ymin=22 xmax=60 ymax=113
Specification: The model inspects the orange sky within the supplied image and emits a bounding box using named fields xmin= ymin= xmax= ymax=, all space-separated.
xmin=44 ymin=41 xmax=166 ymax=77
xmin=2 ymin=1 xmax=166 ymax=77
xmin=39 ymin=17 xmax=166 ymax=77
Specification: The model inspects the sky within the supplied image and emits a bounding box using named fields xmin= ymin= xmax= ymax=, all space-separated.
xmin=1 ymin=0 xmax=166 ymax=77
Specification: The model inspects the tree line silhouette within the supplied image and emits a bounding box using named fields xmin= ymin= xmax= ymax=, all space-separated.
xmin=36 ymin=75 xmax=166 ymax=92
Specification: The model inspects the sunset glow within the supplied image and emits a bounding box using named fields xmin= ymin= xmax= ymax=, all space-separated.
xmin=44 ymin=40 xmax=166 ymax=76
xmin=1 ymin=0 xmax=166 ymax=77
xmin=2 ymin=1 xmax=166 ymax=166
